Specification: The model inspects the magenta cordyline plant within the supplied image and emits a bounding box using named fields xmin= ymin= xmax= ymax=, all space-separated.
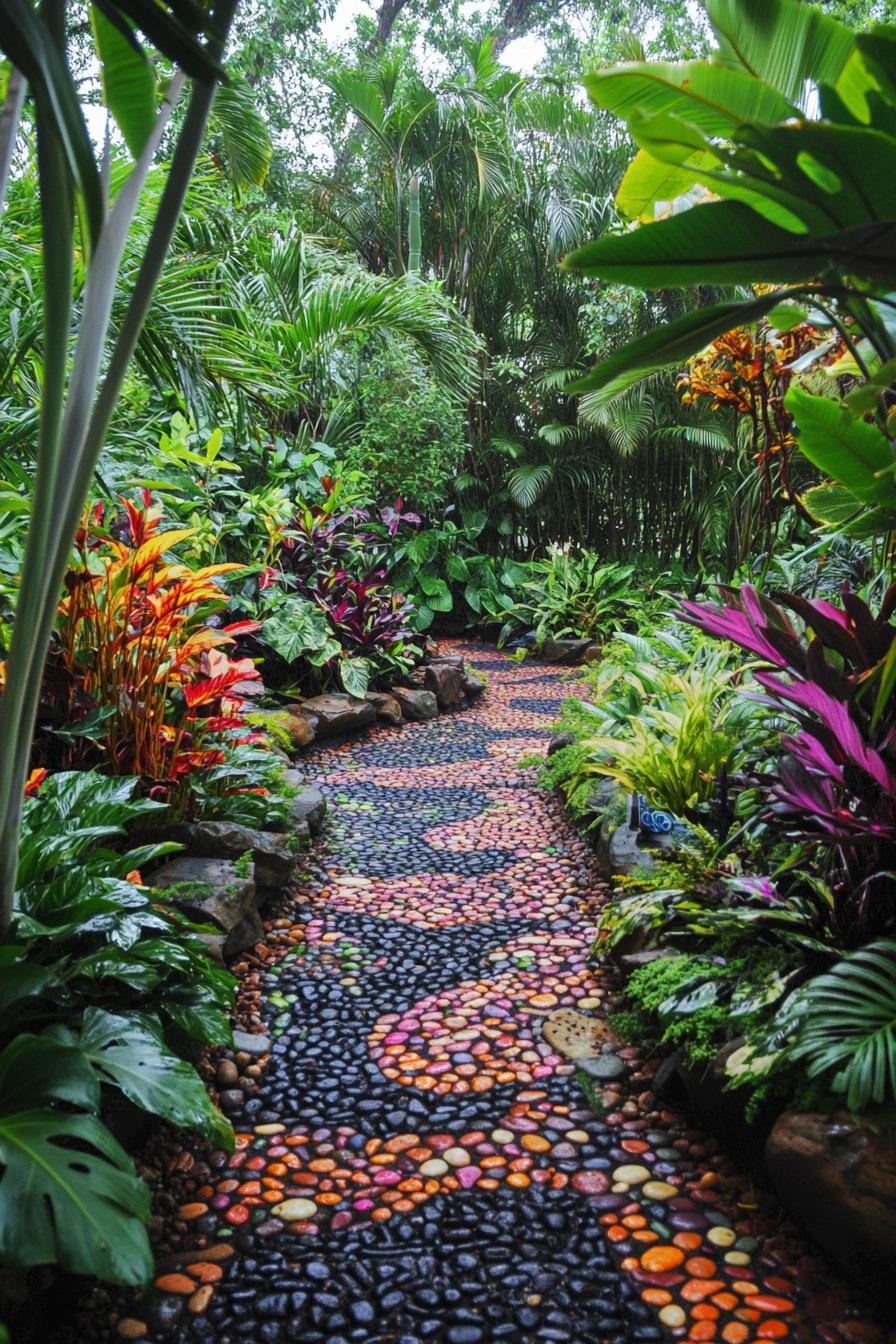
xmin=680 ymin=583 xmax=896 ymax=941
xmin=315 ymin=569 xmax=422 ymax=676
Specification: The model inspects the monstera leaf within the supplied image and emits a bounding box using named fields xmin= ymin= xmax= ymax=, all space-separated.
xmin=0 ymin=1035 xmax=153 ymax=1284
xmin=50 ymin=1009 xmax=233 ymax=1151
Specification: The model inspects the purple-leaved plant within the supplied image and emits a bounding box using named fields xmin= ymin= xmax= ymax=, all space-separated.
xmin=680 ymin=583 xmax=896 ymax=941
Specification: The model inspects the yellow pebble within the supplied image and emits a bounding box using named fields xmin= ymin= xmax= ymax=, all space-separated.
xmin=707 ymin=1225 xmax=736 ymax=1247
xmin=658 ymin=1305 xmax=686 ymax=1328
xmin=642 ymin=1181 xmax=677 ymax=1200
xmin=724 ymin=1251 xmax=752 ymax=1266
xmin=612 ymin=1165 xmax=650 ymax=1184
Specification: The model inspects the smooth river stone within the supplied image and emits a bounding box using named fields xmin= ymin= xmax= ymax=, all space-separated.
xmin=419 ymin=1158 xmax=450 ymax=1177
xmin=272 ymin=1198 xmax=318 ymax=1221
xmin=612 ymin=1165 xmax=651 ymax=1185
xmin=642 ymin=1181 xmax=677 ymax=1200
xmin=457 ymin=1166 xmax=482 ymax=1188
xmin=571 ymin=1170 xmax=610 ymax=1195
xmin=443 ymin=1147 xmax=471 ymax=1167
xmin=491 ymin=1129 xmax=514 ymax=1144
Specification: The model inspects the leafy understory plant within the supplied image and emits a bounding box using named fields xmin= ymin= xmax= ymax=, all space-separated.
xmin=0 ymin=770 xmax=235 ymax=1283
xmin=498 ymin=547 xmax=634 ymax=648
xmin=788 ymin=940 xmax=896 ymax=1112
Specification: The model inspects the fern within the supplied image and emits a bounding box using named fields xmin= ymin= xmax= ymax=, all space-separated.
xmin=790 ymin=941 xmax=896 ymax=1112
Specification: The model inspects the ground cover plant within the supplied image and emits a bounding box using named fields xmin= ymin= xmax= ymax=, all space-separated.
xmin=2 ymin=0 xmax=896 ymax=1330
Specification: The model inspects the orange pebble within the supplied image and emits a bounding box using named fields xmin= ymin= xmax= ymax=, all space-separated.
xmin=607 ymin=1225 xmax=629 ymax=1243
xmin=641 ymin=1246 xmax=686 ymax=1273
xmin=507 ymin=1172 xmax=530 ymax=1189
xmin=521 ymin=1134 xmax=551 ymax=1153
xmin=621 ymin=1257 xmax=640 ymax=1272
xmin=632 ymin=1230 xmax=659 ymax=1244
xmin=642 ymin=1289 xmax=672 ymax=1306
xmin=186 ymin=1264 xmax=223 ymax=1285
xmin=622 ymin=1215 xmax=648 ymax=1230
xmin=316 ymin=1192 xmax=342 ymax=1206
xmin=757 ymin=1324 xmax=789 ymax=1340
xmin=686 ymin=1257 xmax=720 ymax=1279
xmin=746 ymin=1296 xmax=795 ymax=1314
xmin=370 ymin=1207 xmax=391 ymax=1221
xmin=721 ymin=1327 xmax=749 ymax=1344
xmin=711 ymin=1294 xmax=739 ymax=1312
xmin=692 ymin=1305 xmax=719 ymax=1321
xmin=689 ymin=1324 xmax=717 ymax=1341
xmin=187 ymin=1285 xmax=214 ymax=1315
xmin=155 ymin=1274 xmax=196 ymax=1295
xmin=674 ymin=1232 xmax=704 ymax=1251
xmin=682 ymin=1280 xmax=726 ymax=1303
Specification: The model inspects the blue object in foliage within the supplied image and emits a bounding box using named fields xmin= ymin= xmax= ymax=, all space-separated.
xmin=636 ymin=794 xmax=691 ymax=838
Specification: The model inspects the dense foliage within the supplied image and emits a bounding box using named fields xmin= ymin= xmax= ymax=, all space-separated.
xmin=2 ymin=0 xmax=896 ymax=1308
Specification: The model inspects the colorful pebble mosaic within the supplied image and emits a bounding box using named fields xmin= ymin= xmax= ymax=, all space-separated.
xmin=101 ymin=644 xmax=893 ymax=1344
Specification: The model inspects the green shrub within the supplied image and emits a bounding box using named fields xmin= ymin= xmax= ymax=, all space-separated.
xmin=347 ymin=344 xmax=466 ymax=516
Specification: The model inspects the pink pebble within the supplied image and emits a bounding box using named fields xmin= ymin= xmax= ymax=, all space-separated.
xmin=383 ymin=1032 xmax=408 ymax=1045
xmin=373 ymin=1169 xmax=402 ymax=1186
xmin=353 ymin=1198 xmax=374 ymax=1211
xmin=457 ymin=1166 xmax=482 ymax=1188
xmin=330 ymin=1211 xmax=352 ymax=1230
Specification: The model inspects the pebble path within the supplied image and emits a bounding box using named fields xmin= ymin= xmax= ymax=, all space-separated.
xmin=111 ymin=644 xmax=892 ymax=1344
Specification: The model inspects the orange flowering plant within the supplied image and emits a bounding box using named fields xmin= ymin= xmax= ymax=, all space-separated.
xmin=677 ymin=315 xmax=845 ymax=522
xmin=55 ymin=493 xmax=261 ymax=806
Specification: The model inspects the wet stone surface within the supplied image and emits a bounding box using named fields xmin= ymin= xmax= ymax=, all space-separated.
xmin=86 ymin=643 xmax=893 ymax=1344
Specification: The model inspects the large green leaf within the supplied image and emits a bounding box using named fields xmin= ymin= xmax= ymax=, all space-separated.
xmin=802 ymin=483 xmax=896 ymax=538
xmin=615 ymin=146 xmax=719 ymax=222
xmin=562 ymin=199 xmax=896 ymax=288
xmin=57 ymin=1008 xmax=233 ymax=1150
xmin=785 ymin=385 xmax=895 ymax=504
xmin=339 ymin=657 xmax=372 ymax=698
xmin=706 ymin=0 xmax=856 ymax=106
xmin=567 ymin=291 xmax=792 ymax=402
xmin=735 ymin=122 xmax=896 ymax=232
xmin=90 ymin=5 xmax=157 ymax=159
xmin=0 ymin=1036 xmax=152 ymax=1284
xmin=626 ymin=113 xmax=827 ymax=232
xmin=584 ymin=60 xmax=796 ymax=137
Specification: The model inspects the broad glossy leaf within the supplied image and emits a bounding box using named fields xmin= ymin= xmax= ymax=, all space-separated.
xmin=706 ymin=0 xmax=856 ymax=106
xmin=567 ymin=292 xmax=790 ymax=401
xmin=0 ymin=1035 xmax=100 ymax=1112
xmin=615 ymin=147 xmax=719 ymax=221
xmin=0 ymin=1106 xmax=151 ymax=1282
xmin=786 ymin=386 xmax=895 ymax=504
xmin=735 ymin=122 xmax=896 ymax=231
xmin=584 ymin=60 xmax=796 ymax=136
xmin=339 ymin=657 xmax=372 ymax=698
xmin=90 ymin=5 xmax=157 ymax=158
xmin=802 ymin=484 xmax=896 ymax=538
xmin=63 ymin=1009 xmax=233 ymax=1150
xmin=563 ymin=200 xmax=896 ymax=288
xmin=628 ymin=114 xmax=824 ymax=232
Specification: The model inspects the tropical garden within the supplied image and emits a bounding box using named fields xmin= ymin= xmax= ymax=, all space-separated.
xmin=1 ymin=0 xmax=896 ymax=1335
